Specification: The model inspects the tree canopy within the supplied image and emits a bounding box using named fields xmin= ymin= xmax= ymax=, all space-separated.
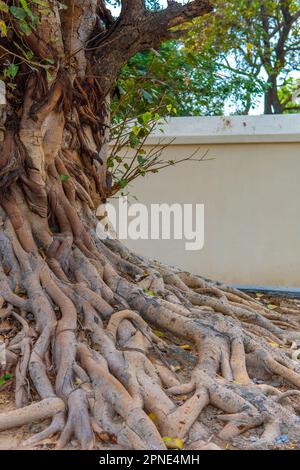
xmin=1 ymin=1 xmax=300 ymax=117
xmin=190 ymin=0 xmax=300 ymax=114
xmin=114 ymin=0 xmax=300 ymax=116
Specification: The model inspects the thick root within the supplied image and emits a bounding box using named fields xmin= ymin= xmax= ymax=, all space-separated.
xmin=0 ymin=398 xmax=65 ymax=432
xmin=1 ymin=180 xmax=300 ymax=451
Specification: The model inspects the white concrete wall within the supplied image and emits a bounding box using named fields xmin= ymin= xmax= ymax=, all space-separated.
xmin=109 ymin=115 xmax=300 ymax=288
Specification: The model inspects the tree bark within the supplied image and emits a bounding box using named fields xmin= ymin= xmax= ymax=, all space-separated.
xmin=264 ymin=75 xmax=283 ymax=114
xmin=1 ymin=1 xmax=300 ymax=451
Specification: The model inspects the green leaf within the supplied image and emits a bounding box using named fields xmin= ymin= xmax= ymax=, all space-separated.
xmin=24 ymin=50 xmax=34 ymax=60
xmin=0 ymin=373 xmax=13 ymax=387
xmin=19 ymin=0 xmax=38 ymax=23
xmin=13 ymin=41 xmax=34 ymax=60
xmin=141 ymin=89 xmax=153 ymax=102
xmin=141 ymin=111 xmax=152 ymax=123
xmin=18 ymin=20 xmax=32 ymax=35
xmin=119 ymin=178 xmax=128 ymax=189
xmin=132 ymin=125 xmax=140 ymax=136
xmin=38 ymin=8 xmax=51 ymax=14
xmin=137 ymin=155 xmax=146 ymax=166
xmin=0 ymin=19 xmax=7 ymax=37
xmin=19 ymin=0 xmax=30 ymax=14
xmin=31 ymin=0 xmax=49 ymax=6
xmin=129 ymin=133 xmax=139 ymax=148
xmin=60 ymin=174 xmax=70 ymax=182
xmin=0 ymin=1 xmax=9 ymax=13
xmin=10 ymin=6 xmax=26 ymax=20
xmin=5 ymin=64 xmax=19 ymax=79
xmin=143 ymin=288 xmax=156 ymax=297
xmin=4 ymin=373 xmax=12 ymax=380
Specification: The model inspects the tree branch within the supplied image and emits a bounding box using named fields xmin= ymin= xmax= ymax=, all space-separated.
xmin=60 ymin=0 xmax=98 ymax=76
xmin=121 ymin=0 xmax=145 ymax=20
xmin=150 ymin=0 xmax=213 ymax=32
xmin=91 ymin=1 xmax=212 ymax=98
xmin=98 ymin=0 xmax=114 ymax=26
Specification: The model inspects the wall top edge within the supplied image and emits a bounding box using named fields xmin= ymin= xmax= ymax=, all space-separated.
xmin=142 ymin=115 xmax=300 ymax=145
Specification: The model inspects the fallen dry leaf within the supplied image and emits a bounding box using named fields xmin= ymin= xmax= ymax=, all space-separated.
xmin=179 ymin=344 xmax=191 ymax=350
xmin=267 ymin=304 xmax=278 ymax=310
xmin=162 ymin=436 xmax=184 ymax=449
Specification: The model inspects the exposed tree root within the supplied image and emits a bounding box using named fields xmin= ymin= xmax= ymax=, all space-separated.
xmin=1 ymin=55 xmax=300 ymax=451
xmin=0 ymin=397 xmax=65 ymax=432
xmin=1 ymin=191 xmax=300 ymax=451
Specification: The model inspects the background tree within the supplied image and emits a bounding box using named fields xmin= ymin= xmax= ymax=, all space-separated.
xmin=187 ymin=0 xmax=300 ymax=114
xmin=114 ymin=41 xmax=236 ymax=117
xmin=1 ymin=0 xmax=300 ymax=452
xmin=116 ymin=0 xmax=300 ymax=116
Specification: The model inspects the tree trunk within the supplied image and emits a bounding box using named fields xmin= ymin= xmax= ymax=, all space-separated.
xmin=1 ymin=1 xmax=300 ymax=451
xmin=264 ymin=75 xmax=283 ymax=114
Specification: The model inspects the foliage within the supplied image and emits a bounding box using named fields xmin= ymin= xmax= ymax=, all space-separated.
xmin=0 ymin=0 xmax=61 ymax=81
xmin=0 ymin=373 xmax=12 ymax=387
xmin=0 ymin=1 xmax=213 ymax=196
xmin=106 ymin=0 xmax=163 ymax=11
xmin=108 ymin=102 xmax=209 ymax=196
xmin=113 ymin=40 xmax=235 ymax=118
xmin=110 ymin=0 xmax=300 ymax=115
xmin=277 ymin=77 xmax=300 ymax=113
xmin=2 ymin=1 xmax=300 ymax=116
xmin=186 ymin=0 xmax=300 ymax=114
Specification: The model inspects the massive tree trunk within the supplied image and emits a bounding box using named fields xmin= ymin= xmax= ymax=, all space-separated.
xmin=1 ymin=1 xmax=300 ymax=451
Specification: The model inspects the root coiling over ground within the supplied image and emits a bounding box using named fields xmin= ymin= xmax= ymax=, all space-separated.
xmin=1 ymin=181 xmax=300 ymax=451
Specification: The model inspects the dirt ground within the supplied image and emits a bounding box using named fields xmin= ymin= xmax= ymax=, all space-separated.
xmin=1 ymin=291 xmax=300 ymax=451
